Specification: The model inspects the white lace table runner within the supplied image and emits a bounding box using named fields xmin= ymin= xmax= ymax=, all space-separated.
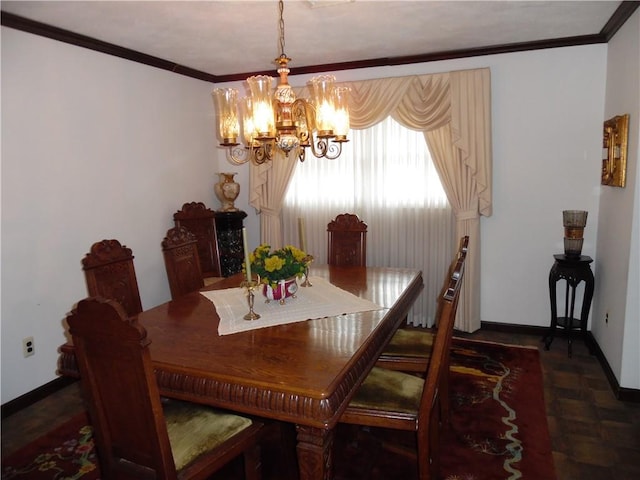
xmin=201 ymin=276 xmax=383 ymax=335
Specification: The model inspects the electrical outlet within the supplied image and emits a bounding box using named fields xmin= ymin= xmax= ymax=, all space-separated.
xmin=23 ymin=337 xmax=35 ymax=357
xmin=605 ymin=312 xmax=609 ymax=324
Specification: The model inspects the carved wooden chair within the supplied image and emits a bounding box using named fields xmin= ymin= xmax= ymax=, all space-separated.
xmin=376 ymin=235 xmax=468 ymax=426
xmin=173 ymin=202 xmax=222 ymax=281
xmin=327 ymin=213 xmax=368 ymax=267
xmin=66 ymin=297 xmax=266 ymax=480
xmin=82 ymin=239 xmax=143 ymax=317
xmin=338 ymin=248 xmax=466 ymax=480
xmin=162 ymin=227 xmax=204 ymax=300
xmin=377 ymin=235 xmax=469 ymax=372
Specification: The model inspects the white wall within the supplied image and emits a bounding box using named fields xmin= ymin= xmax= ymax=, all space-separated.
xmin=595 ymin=9 xmax=639 ymax=388
xmin=5 ymin=22 xmax=634 ymax=404
xmin=1 ymin=27 xmax=222 ymax=403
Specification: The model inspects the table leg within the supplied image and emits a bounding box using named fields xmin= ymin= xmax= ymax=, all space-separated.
xmin=295 ymin=425 xmax=335 ymax=480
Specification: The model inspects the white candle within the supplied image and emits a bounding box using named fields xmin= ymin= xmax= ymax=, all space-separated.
xmin=298 ymin=218 xmax=307 ymax=252
xmin=242 ymin=227 xmax=251 ymax=281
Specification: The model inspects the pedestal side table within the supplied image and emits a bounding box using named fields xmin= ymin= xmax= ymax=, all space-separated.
xmin=544 ymin=254 xmax=594 ymax=357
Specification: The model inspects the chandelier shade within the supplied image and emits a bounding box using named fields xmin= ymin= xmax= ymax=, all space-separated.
xmin=212 ymin=0 xmax=349 ymax=164
xmin=247 ymin=76 xmax=276 ymax=139
xmin=212 ymin=88 xmax=240 ymax=145
xmin=333 ymin=86 xmax=351 ymax=140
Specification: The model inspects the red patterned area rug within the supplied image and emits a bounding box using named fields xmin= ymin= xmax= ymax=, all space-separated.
xmin=439 ymin=338 xmax=556 ymax=480
xmin=1 ymin=412 xmax=97 ymax=480
xmin=333 ymin=337 xmax=557 ymax=480
xmin=2 ymin=338 xmax=556 ymax=480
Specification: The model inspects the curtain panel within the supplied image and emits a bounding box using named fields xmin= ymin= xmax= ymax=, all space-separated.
xmin=249 ymin=68 xmax=492 ymax=332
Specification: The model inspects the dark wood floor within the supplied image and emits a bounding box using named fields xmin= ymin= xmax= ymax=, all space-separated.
xmin=2 ymin=330 xmax=640 ymax=479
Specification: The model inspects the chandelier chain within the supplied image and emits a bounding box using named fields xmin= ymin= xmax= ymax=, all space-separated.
xmin=278 ymin=0 xmax=286 ymax=58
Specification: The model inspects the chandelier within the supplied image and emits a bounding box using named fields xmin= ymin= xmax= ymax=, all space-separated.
xmin=212 ymin=0 xmax=350 ymax=165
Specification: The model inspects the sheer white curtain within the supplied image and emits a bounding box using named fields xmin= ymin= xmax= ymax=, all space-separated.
xmin=281 ymin=117 xmax=454 ymax=326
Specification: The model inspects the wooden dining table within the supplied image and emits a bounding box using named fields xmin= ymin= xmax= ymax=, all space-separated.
xmin=58 ymin=265 xmax=423 ymax=480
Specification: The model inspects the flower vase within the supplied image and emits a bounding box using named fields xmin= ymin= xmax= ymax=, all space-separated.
xmin=562 ymin=210 xmax=588 ymax=258
xmin=262 ymin=277 xmax=298 ymax=305
xmin=214 ymin=172 xmax=240 ymax=212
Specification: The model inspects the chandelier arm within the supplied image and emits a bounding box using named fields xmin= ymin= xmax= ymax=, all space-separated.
xmin=225 ymin=142 xmax=277 ymax=165
xmin=291 ymin=98 xmax=311 ymax=148
xmin=251 ymin=142 xmax=271 ymax=165
xmin=306 ymin=136 xmax=344 ymax=160
xmin=301 ymin=99 xmax=316 ymax=131
xmin=263 ymin=140 xmax=276 ymax=163
xmin=298 ymin=101 xmax=329 ymax=159
xmin=308 ymin=134 xmax=328 ymax=158
xmin=323 ymin=141 xmax=344 ymax=160
xmin=227 ymin=146 xmax=251 ymax=165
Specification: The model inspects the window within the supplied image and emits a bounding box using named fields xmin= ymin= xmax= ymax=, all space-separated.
xmin=282 ymin=116 xmax=454 ymax=326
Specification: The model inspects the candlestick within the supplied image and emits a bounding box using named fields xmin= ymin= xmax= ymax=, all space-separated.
xmin=240 ymin=279 xmax=260 ymax=321
xmin=298 ymin=217 xmax=307 ymax=252
xmin=300 ymin=255 xmax=314 ymax=287
xmin=242 ymin=227 xmax=251 ymax=281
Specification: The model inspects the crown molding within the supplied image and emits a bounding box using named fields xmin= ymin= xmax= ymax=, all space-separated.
xmin=3 ymin=2 xmax=639 ymax=84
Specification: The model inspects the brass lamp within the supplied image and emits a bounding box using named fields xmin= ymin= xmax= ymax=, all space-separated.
xmin=212 ymin=0 xmax=350 ymax=165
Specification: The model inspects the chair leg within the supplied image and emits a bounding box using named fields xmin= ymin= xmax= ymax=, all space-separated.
xmin=440 ymin=376 xmax=451 ymax=428
xmin=243 ymin=444 xmax=262 ymax=480
xmin=351 ymin=426 xmax=385 ymax=478
xmin=277 ymin=422 xmax=299 ymax=480
xmin=417 ymin=398 xmax=441 ymax=480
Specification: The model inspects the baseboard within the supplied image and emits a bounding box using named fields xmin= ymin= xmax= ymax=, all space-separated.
xmin=617 ymin=386 xmax=640 ymax=402
xmin=585 ymin=331 xmax=640 ymax=402
xmin=1 ymin=376 xmax=77 ymax=419
xmin=480 ymin=321 xmax=549 ymax=336
xmin=481 ymin=321 xmax=640 ymax=403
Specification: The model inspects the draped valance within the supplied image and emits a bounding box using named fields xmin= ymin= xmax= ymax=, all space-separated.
xmin=289 ymin=69 xmax=491 ymax=216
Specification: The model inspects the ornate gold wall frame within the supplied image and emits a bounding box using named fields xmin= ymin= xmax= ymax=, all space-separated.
xmin=602 ymin=114 xmax=629 ymax=187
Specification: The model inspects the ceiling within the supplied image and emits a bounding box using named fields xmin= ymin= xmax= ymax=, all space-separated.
xmin=1 ymin=1 xmax=635 ymax=82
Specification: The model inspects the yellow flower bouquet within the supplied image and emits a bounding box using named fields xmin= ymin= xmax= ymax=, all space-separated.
xmin=248 ymin=244 xmax=310 ymax=287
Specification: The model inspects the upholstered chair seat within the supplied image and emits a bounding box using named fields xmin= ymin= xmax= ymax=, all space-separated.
xmin=162 ymin=399 xmax=253 ymax=472
xmin=346 ymin=366 xmax=424 ymax=418
xmin=384 ymin=328 xmax=436 ymax=358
